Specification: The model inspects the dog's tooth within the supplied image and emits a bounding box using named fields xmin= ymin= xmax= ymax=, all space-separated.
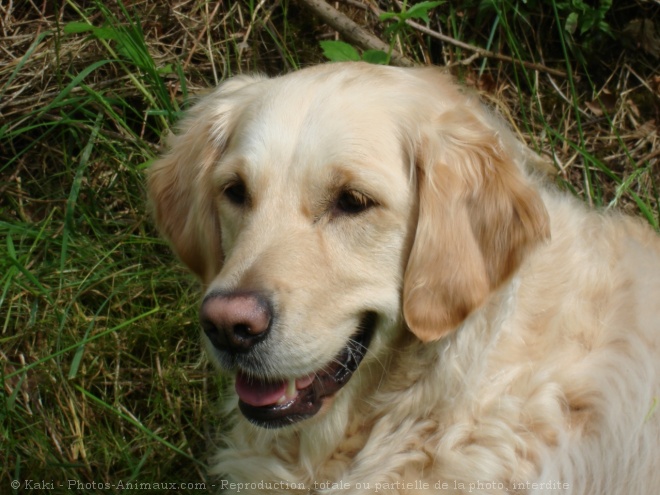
xmin=275 ymin=380 xmax=297 ymax=405
xmin=286 ymin=378 xmax=296 ymax=398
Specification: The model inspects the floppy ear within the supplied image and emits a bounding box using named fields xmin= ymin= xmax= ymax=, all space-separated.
xmin=147 ymin=75 xmax=263 ymax=282
xmin=403 ymin=107 xmax=550 ymax=342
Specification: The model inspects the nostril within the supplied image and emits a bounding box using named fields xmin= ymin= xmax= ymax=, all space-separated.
xmin=200 ymin=316 xmax=228 ymax=350
xmin=233 ymin=323 xmax=253 ymax=338
xmin=228 ymin=322 xmax=265 ymax=351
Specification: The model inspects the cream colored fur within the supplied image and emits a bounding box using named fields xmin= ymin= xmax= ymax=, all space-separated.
xmin=148 ymin=63 xmax=660 ymax=494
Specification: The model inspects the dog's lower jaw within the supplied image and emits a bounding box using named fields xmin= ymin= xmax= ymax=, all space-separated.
xmin=234 ymin=311 xmax=379 ymax=429
xmin=211 ymin=356 xmax=387 ymax=484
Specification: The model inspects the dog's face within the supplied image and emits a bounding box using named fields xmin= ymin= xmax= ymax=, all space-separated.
xmin=148 ymin=63 xmax=549 ymax=428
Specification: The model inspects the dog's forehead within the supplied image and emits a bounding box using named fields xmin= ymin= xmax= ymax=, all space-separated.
xmin=226 ymin=73 xmax=412 ymax=189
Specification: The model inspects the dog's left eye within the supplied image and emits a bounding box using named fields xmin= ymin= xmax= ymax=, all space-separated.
xmin=334 ymin=190 xmax=375 ymax=216
xmin=222 ymin=179 xmax=249 ymax=206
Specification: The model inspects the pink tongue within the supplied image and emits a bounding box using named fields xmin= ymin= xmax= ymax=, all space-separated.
xmin=235 ymin=372 xmax=286 ymax=407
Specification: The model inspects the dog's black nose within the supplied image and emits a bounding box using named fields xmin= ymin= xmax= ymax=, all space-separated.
xmin=200 ymin=292 xmax=272 ymax=353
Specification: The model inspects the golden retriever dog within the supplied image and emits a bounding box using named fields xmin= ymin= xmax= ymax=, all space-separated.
xmin=148 ymin=62 xmax=660 ymax=494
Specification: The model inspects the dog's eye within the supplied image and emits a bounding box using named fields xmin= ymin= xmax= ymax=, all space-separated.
xmin=334 ymin=190 xmax=374 ymax=216
xmin=222 ymin=179 xmax=248 ymax=206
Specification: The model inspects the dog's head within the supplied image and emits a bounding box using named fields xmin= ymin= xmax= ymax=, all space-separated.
xmin=148 ymin=63 xmax=549 ymax=428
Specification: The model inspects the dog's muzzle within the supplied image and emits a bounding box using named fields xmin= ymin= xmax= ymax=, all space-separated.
xmin=201 ymin=294 xmax=377 ymax=429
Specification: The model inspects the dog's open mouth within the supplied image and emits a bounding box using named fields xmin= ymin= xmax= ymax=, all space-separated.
xmin=235 ymin=312 xmax=377 ymax=428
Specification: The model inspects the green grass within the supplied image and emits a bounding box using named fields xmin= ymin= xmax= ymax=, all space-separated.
xmin=1 ymin=1 xmax=222 ymax=489
xmin=1 ymin=0 xmax=658 ymax=492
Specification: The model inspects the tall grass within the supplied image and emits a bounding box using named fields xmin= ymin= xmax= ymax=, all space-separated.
xmin=1 ymin=0 xmax=658 ymax=491
xmin=1 ymin=1 xmax=216 ymax=489
xmin=442 ymin=0 xmax=659 ymax=225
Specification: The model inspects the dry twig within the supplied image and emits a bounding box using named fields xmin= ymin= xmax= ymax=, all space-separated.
xmin=298 ymin=0 xmax=567 ymax=77
xmin=400 ymin=16 xmax=568 ymax=78
xmin=295 ymin=0 xmax=416 ymax=67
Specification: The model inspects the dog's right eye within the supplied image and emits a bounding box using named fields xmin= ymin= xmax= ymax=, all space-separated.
xmin=334 ymin=189 xmax=375 ymax=216
xmin=222 ymin=180 xmax=249 ymax=206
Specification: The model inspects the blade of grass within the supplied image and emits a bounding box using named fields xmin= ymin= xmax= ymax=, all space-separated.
xmin=61 ymin=111 xmax=104 ymax=286
xmin=0 ymin=31 xmax=52 ymax=102
xmin=4 ymin=308 xmax=159 ymax=381
xmin=549 ymin=1 xmax=598 ymax=205
xmin=5 ymin=254 xmax=55 ymax=307
xmin=67 ymin=297 xmax=110 ymax=379
xmin=36 ymin=60 xmax=111 ymax=118
xmin=65 ymin=0 xmax=178 ymax=128
xmin=74 ymin=385 xmax=204 ymax=466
